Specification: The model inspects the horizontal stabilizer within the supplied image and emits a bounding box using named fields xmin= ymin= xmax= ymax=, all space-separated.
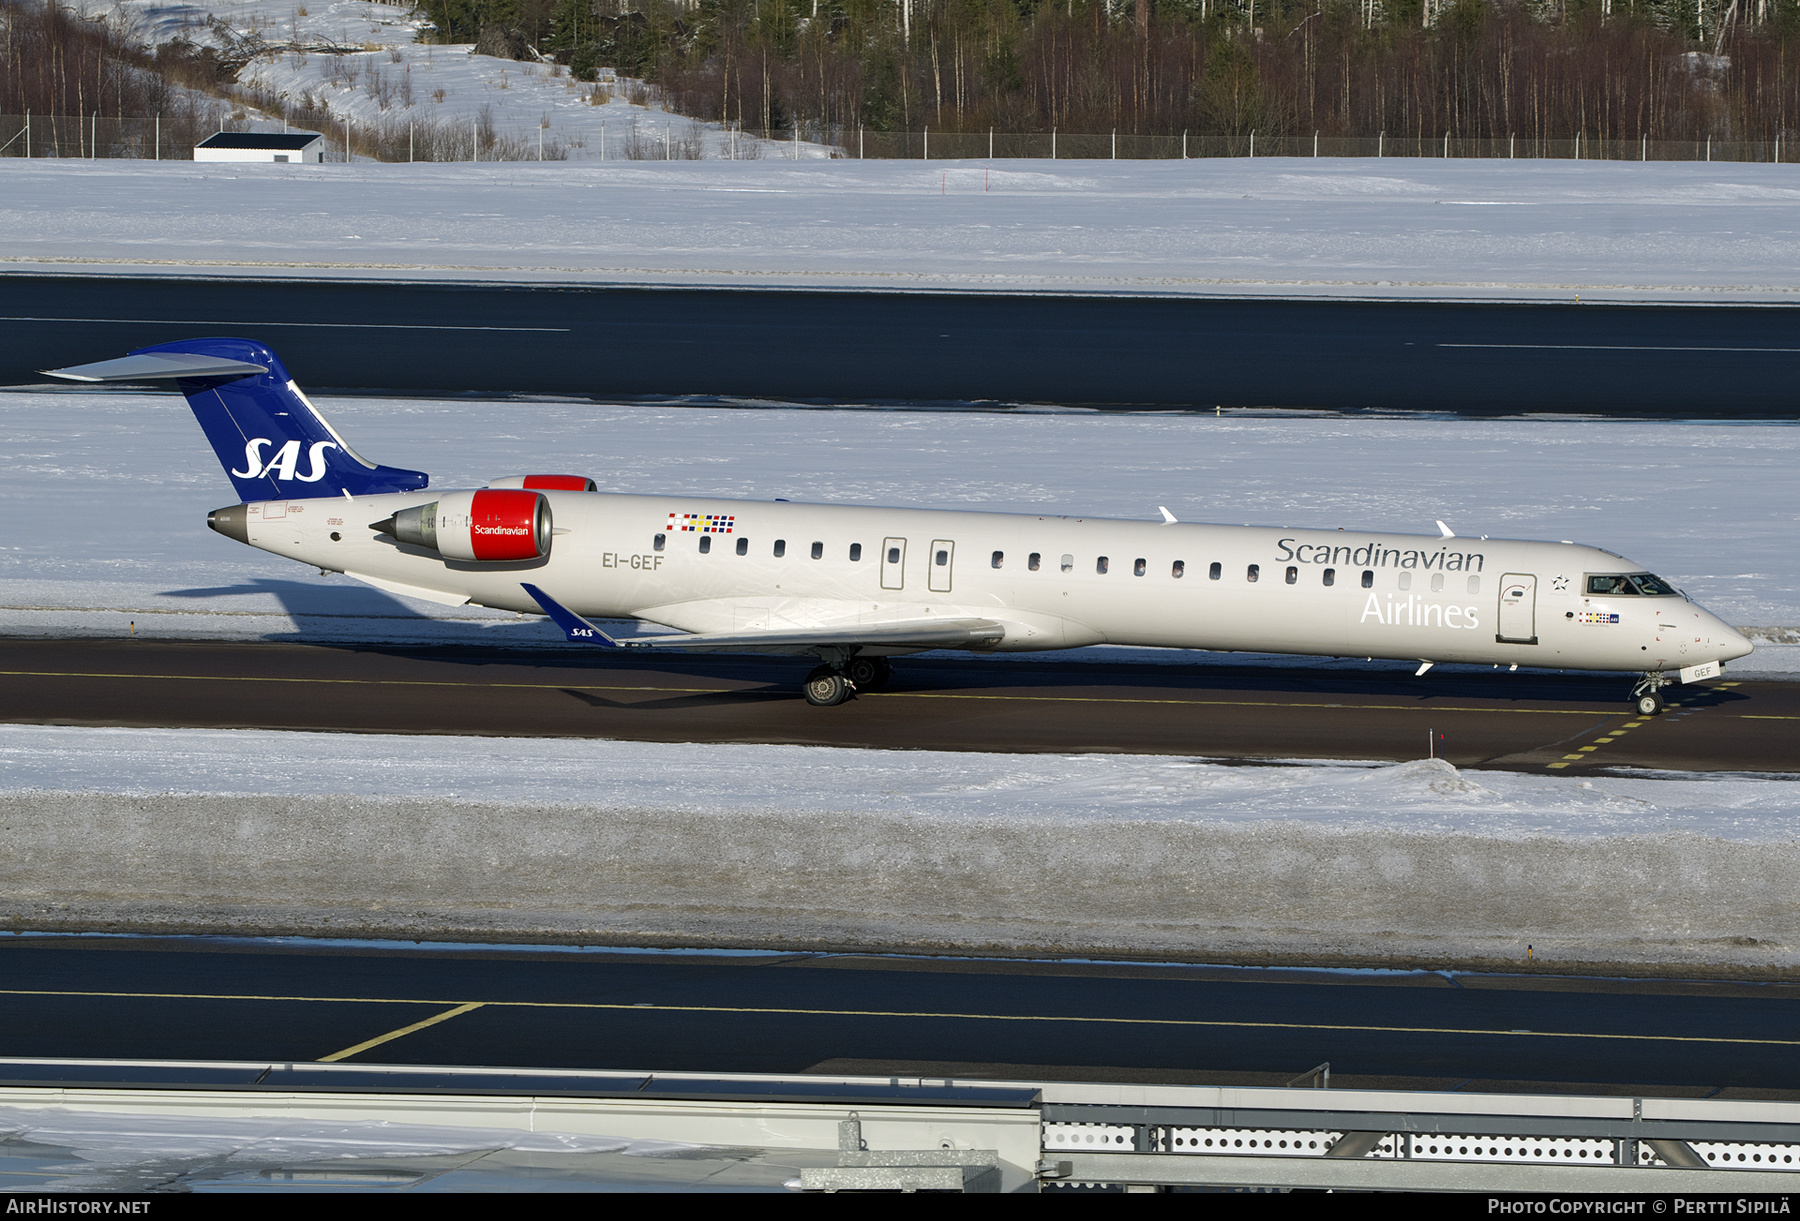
xmin=43 ymin=352 xmax=269 ymax=383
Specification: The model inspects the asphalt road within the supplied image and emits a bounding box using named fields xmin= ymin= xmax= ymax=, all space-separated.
xmin=0 ymin=637 xmax=1789 ymax=772
xmin=0 ymin=937 xmax=1794 ymax=1099
xmin=5 ymin=274 xmax=1800 ymax=413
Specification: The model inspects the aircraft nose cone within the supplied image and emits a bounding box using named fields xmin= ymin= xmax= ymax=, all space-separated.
xmin=1720 ymin=623 xmax=1756 ymax=662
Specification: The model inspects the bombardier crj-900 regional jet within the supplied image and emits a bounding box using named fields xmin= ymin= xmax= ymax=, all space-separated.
xmin=51 ymin=339 xmax=1752 ymax=712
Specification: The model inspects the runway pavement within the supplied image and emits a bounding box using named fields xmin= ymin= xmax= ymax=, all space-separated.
xmin=1 ymin=937 xmax=1795 ymax=1099
xmin=6 ymin=274 xmax=1800 ymax=413
xmin=0 ymin=637 xmax=1789 ymax=772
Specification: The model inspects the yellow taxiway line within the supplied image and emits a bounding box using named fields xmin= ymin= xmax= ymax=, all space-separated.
xmin=1 ymin=988 xmax=1796 ymax=1056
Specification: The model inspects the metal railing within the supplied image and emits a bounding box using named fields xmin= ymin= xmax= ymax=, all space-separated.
xmin=2 ymin=1058 xmax=1797 ymax=1192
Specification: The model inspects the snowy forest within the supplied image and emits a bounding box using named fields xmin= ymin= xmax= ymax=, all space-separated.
xmin=7 ymin=0 xmax=1800 ymax=154
xmin=415 ymin=0 xmax=1800 ymax=143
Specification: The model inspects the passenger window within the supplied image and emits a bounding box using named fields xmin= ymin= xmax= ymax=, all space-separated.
xmin=1467 ymin=575 xmax=1480 ymax=594
xmin=1060 ymin=554 xmax=1074 ymax=572
xmin=774 ymin=539 xmax=786 ymax=557
xmin=653 ymin=533 xmax=666 ymax=552
xmin=1246 ymin=564 xmax=1259 ymax=582
xmin=849 ymin=543 xmax=862 ymax=561
xmin=1323 ymin=568 xmax=1335 ymax=586
xmin=811 ymin=541 xmax=824 ymax=560
xmin=1209 ymin=562 xmax=1221 ymax=581
xmin=1430 ymin=572 xmax=1444 ymax=592
xmin=698 ymin=535 xmax=711 ymax=554
xmin=1361 ymin=570 xmax=1374 ymax=588
xmin=1133 ymin=558 xmax=1146 ymax=577
xmin=1096 ymin=556 xmax=1110 ymax=574
xmin=992 ymin=551 xmax=1004 ymax=569
xmin=887 ymin=546 xmax=900 ymax=564
xmin=1285 ymin=566 xmax=1297 ymax=584
xmin=1172 ymin=560 xmax=1185 ymax=578
xmin=1029 ymin=553 xmax=1041 ymax=571
xmin=736 ymin=537 xmax=749 ymax=556
xmin=1398 ymin=572 xmax=1412 ymax=591
xmin=936 ymin=549 xmax=949 ymax=566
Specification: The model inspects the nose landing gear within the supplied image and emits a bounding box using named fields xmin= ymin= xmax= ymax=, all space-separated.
xmin=1631 ymin=671 xmax=1670 ymax=716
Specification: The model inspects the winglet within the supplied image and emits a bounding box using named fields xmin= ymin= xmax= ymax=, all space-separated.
xmin=1158 ymin=506 xmax=1178 ymax=524
xmin=1436 ymin=520 xmax=1456 ymax=538
xmin=521 ymin=583 xmax=620 ymax=647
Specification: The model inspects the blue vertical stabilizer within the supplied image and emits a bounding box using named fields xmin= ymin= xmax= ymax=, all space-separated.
xmin=48 ymin=338 xmax=429 ymax=502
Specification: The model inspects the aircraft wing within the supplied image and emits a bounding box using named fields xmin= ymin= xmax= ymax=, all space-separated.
xmin=521 ymin=583 xmax=1004 ymax=653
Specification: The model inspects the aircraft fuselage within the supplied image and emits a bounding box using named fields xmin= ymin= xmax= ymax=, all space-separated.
xmin=225 ymin=489 xmax=1750 ymax=675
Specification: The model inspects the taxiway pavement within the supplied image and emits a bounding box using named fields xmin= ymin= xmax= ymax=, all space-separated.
xmin=0 ymin=638 xmax=1787 ymax=772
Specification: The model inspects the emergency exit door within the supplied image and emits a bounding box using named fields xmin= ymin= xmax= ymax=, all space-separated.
xmin=1497 ymin=573 xmax=1538 ymax=645
xmin=882 ymin=538 xmax=906 ymax=590
xmin=929 ymin=540 xmax=955 ymax=593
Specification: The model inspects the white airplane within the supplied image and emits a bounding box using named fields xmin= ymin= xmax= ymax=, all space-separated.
xmin=49 ymin=339 xmax=1752 ymax=714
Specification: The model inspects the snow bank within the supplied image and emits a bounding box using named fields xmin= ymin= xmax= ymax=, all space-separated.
xmin=0 ymin=1104 xmax=691 ymax=1192
xmin=8 ymin=157 xmax=1800 ymax=299
xmin=2 ymin=726 xmax=1795 ymax=969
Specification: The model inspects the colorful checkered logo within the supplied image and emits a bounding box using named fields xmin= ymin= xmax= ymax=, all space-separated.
xmin=669 ymin=512 xmax=736 ymax=534
xmin=1576 ymin=612 xmax=1620 ymax=625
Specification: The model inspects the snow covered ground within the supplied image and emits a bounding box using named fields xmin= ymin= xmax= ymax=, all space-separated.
xmin=0 ymin=385 xmax=1793 ymax=674
xmin=104 ymin=0 xmax=826 ymax=163
xmin=5 ymin=724 xmax=1794 ymax=843
xmin=3 ymin=725 xmax=1796 ymax=967
xmin=8 ymin=157 xmax=1800 ymax=298
xmin=0 ymin=1102 xmax=702 ymax=1192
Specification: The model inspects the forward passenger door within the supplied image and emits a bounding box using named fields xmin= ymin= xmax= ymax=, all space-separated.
xmin=1497 ymin=574 xmax=1538 ymax=644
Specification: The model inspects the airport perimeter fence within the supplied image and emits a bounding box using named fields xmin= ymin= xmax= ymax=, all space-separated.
xmin=845 ymin=128 xmax=1799 ymax=163
xmin=4 ymin=112 xmax=1795 ymax=164
xmin=0 ymin=112 xmax=547 ymax=163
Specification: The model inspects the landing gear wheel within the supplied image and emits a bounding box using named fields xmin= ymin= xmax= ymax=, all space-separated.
xmin=803 ymin=665 xmax=855 ymax=707
xmin=845 ymin=657 xmax=892 ymax=692
xmin=1631 ymin=670 xmax=1670 ymax=716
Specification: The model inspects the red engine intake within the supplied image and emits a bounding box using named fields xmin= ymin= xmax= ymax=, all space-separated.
xmin=458 ymin=489 xmax=551 ymax=561
xmin=382 ymin=490 xmax=553 ymax=562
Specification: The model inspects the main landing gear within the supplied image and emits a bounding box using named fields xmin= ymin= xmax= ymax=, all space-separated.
xmin=801 ymin=655 xmax=893 ymax=707
xmin=1631 ymin=671 xmax=1671 ymax=716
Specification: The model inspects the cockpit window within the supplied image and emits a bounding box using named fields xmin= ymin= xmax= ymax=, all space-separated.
xmin=1587 ymin=573 xmax=1677 ymax=596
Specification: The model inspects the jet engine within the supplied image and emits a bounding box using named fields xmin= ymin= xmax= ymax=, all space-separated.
xmin=487 ymin=474 xmax=598 ymax=492
xmin=375 ymin=489 xmax=552 ymax=562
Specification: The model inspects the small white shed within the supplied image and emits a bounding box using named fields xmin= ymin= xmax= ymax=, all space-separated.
xmin=194 ymin=131 xmax=325 ymax=164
